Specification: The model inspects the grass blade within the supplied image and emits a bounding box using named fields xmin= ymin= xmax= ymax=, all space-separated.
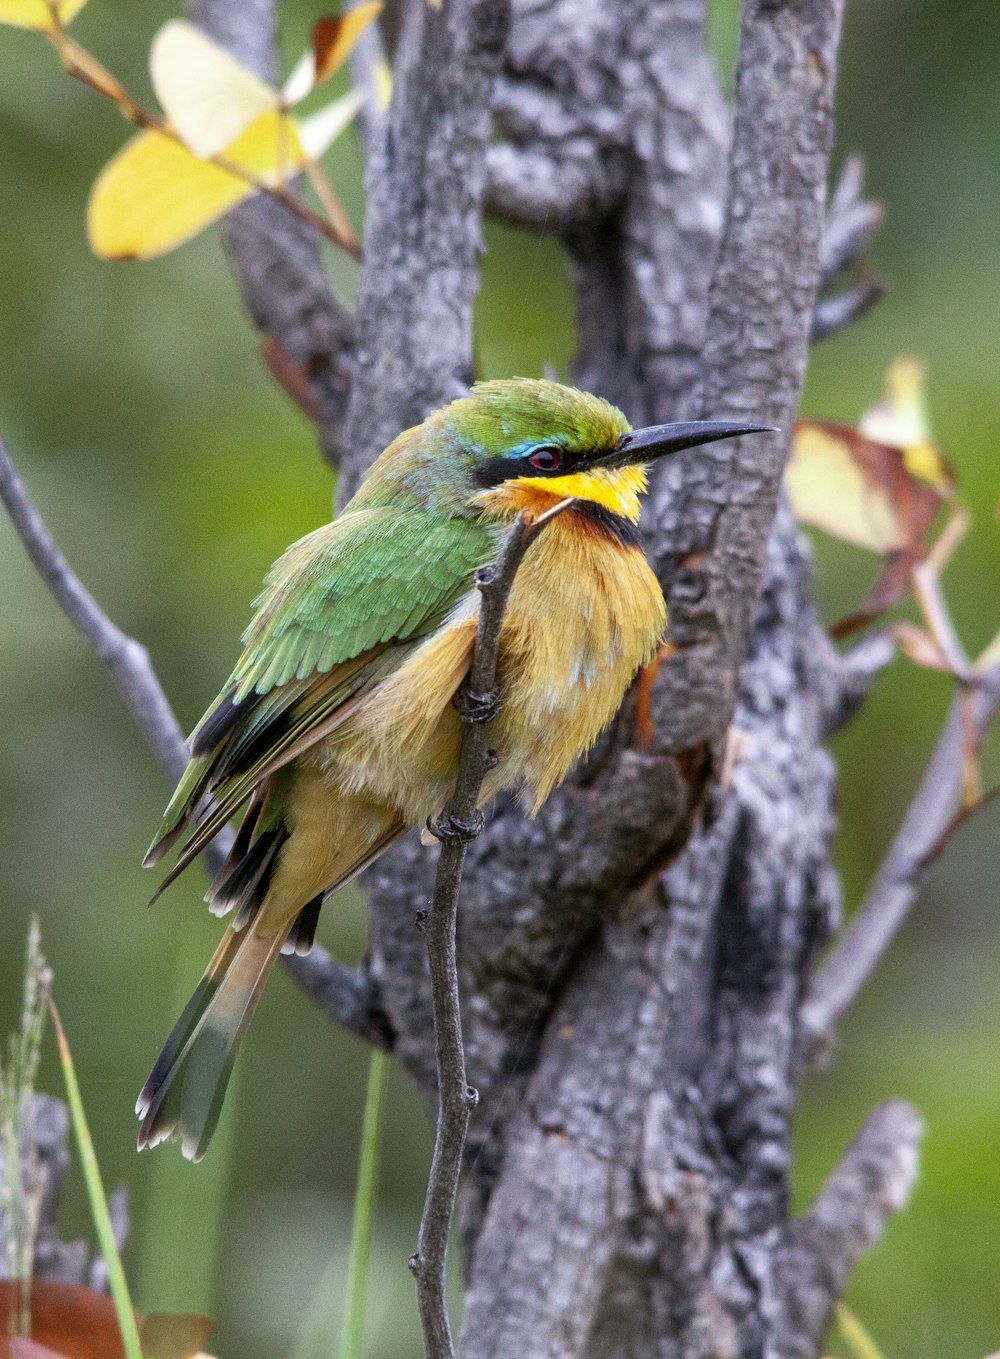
xmin=45 ymin=994 xmax=144 ymax=1359
xmin=338 ymin=1049 xmax=386 ymax=1359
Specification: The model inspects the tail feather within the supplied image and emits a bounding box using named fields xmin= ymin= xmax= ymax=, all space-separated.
xmin=281 ymin=894 xmax=324 ymax=957
xmin=137 ymin=927 xmax=285 ymax=1162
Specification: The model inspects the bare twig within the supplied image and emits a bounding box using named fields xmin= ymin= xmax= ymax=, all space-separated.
xmin=776 ymin=1100 xmax=923 ymax=1355
xmin=811 ymin=273 xmax=887 ymax=343
xmin=410 ymin=499 xmax=574 ymax=1359
xmin=811 ymin=156 xmax=886 ymax=342
xmin=801 ymin=662 xmax=1000 ymax=1060
xmin=819 ymin=156 xmax=884 ymax=287
xmin=0 ymin=431 xmax=389 ymax=1043
xmin=0 ymin=433 xmax=189 ymax=789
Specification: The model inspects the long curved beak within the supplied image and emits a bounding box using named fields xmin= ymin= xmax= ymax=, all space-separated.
xmin=599 ymin=420 xmax=778 ymax=468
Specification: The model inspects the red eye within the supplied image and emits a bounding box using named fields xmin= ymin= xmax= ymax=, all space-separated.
xmin=528 ymin=446 xmax=561 ymax=471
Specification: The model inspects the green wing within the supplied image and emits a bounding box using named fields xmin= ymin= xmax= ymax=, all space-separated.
xmin=146 ymin=505 xmax=495 ymax=872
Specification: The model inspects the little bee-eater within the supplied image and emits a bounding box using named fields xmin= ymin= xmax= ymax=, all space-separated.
xmin=139 ymin=378 xmax=769 ymax=1159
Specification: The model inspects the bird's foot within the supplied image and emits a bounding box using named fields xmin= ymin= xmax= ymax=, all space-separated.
xmin=454 ymin=685 xmax=500 ymax=723
xmin=426 ymin=809 xmax=486 ymax=844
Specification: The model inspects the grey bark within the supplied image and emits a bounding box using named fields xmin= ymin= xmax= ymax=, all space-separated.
xmin=0 ymin=1096 xmax=92 ymax=1289
xmin=8 ymin=0 xmax=934 ymax=1353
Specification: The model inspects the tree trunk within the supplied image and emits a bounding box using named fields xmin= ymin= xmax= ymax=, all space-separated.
xmin=185 ymin=0 xmax=924 ymax=1354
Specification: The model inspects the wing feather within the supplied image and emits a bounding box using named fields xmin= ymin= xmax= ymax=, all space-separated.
xmin=146 ymin=504 xmax=493 ymax=873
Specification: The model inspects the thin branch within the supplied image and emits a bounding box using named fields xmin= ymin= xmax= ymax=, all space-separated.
xmin=801 ymin=661 xmax=1000 ymax=1060
xmin=0 ymin=433 xmax=189 ymax=789
xmin=811 ymin=156 xmax=886 ymax=343
xmin=410 ymin=500 xmax=574 ymax=1359
xmin=818 ymin=155 xmax=884 ymax=287
xmin=776 ymin=1100 xmax=923 ymax=1356
xmin=811 ymin=273 xmax=886 ymax=343
xmin=0 ymin=430 xmax=387 ymax=1043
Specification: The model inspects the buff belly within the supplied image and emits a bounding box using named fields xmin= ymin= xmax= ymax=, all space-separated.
xmin=302 ymin=512 xmax=666 ymax=827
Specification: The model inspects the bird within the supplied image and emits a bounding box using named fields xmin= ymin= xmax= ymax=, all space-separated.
xmin=138 ymin=377 xmax=769 ymax=1160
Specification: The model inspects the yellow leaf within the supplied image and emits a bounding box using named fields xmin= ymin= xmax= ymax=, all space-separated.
xmin=87 ymin=112 xmax=303 ymax=261
xmin=150 ymin=19 xmax=277 ymax=159
xmin=0 ymin=0 xmax=86 ymax=30
xmin=859 ymin=356 xmax=930 ymax=447
xmin=786 ymin=424 xmax=906 ymax=553
xmin=859 ymin=356 xmax=953 ymax=493
xmin=282 ymin=2 xmax=382 ymax=104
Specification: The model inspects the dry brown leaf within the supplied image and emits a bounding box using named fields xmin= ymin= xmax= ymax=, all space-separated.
xmin=0 ymin=1283 xmax=214 ymax=1359
xmin=0 ymin=1281 xmax=130 ymax=1359
xmin=139 ymin=1312 xmax=215 ymax=1359
xmin=788 ymin=358 xmax=958 ymax=637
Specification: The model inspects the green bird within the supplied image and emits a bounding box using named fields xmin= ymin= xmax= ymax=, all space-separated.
xmin=139 ymin=378 xmax=768 ymax=1160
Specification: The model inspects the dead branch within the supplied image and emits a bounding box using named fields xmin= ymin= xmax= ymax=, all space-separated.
xmin=801 ymin=662 xmax=1000 ymax=1061
xmin=775 ymin=1101 xmax=923 ymax=1357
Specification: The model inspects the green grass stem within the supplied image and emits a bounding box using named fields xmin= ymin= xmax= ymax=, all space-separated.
xmin=46 ymin=995 xmax=145 ymax=1359
xmin=338 ymin=1049 xmax=386 ymax=1359
xmin=835 ymin=1302 xmax=888 ymax=1359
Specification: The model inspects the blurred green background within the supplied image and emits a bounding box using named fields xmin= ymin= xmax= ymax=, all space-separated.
xmin=1 ymin=0 xmax=998 ymax=1355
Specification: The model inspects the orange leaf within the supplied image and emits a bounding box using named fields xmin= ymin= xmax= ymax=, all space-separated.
xmin=314 ymin=3 xmax=382 ymax=83
xmin=10 ymin=1341 xmax=73 ymax=1359
xmin=828 ymin=550 xmax=916 ymax=640
xmin=0 ymin=1281 xmax=130 ymax=1359
xmin=283 ymin=2 xmax=382 ymax=103
xmin=0 ymin=1285 xmax=214 ymax=1359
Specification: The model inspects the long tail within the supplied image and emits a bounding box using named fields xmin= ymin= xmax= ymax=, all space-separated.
xmin=136 ymin=925 xmax=286 ymax=1162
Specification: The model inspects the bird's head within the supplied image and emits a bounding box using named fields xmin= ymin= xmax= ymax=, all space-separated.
xmin=361 ymin=378 xmax=773 ymax=523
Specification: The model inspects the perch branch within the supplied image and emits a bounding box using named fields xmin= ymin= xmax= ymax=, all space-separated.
xmin=801 ymin=661 xmax=1000 ymax=1059
xmin=411 ymin=499 xmax=574 ymax=1359
xmin=0 ymin=430 xmax=388 ymax=1045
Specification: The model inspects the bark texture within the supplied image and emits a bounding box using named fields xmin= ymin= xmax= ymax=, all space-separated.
xmin=183 ymin=0 xmax=923 ymax=1355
